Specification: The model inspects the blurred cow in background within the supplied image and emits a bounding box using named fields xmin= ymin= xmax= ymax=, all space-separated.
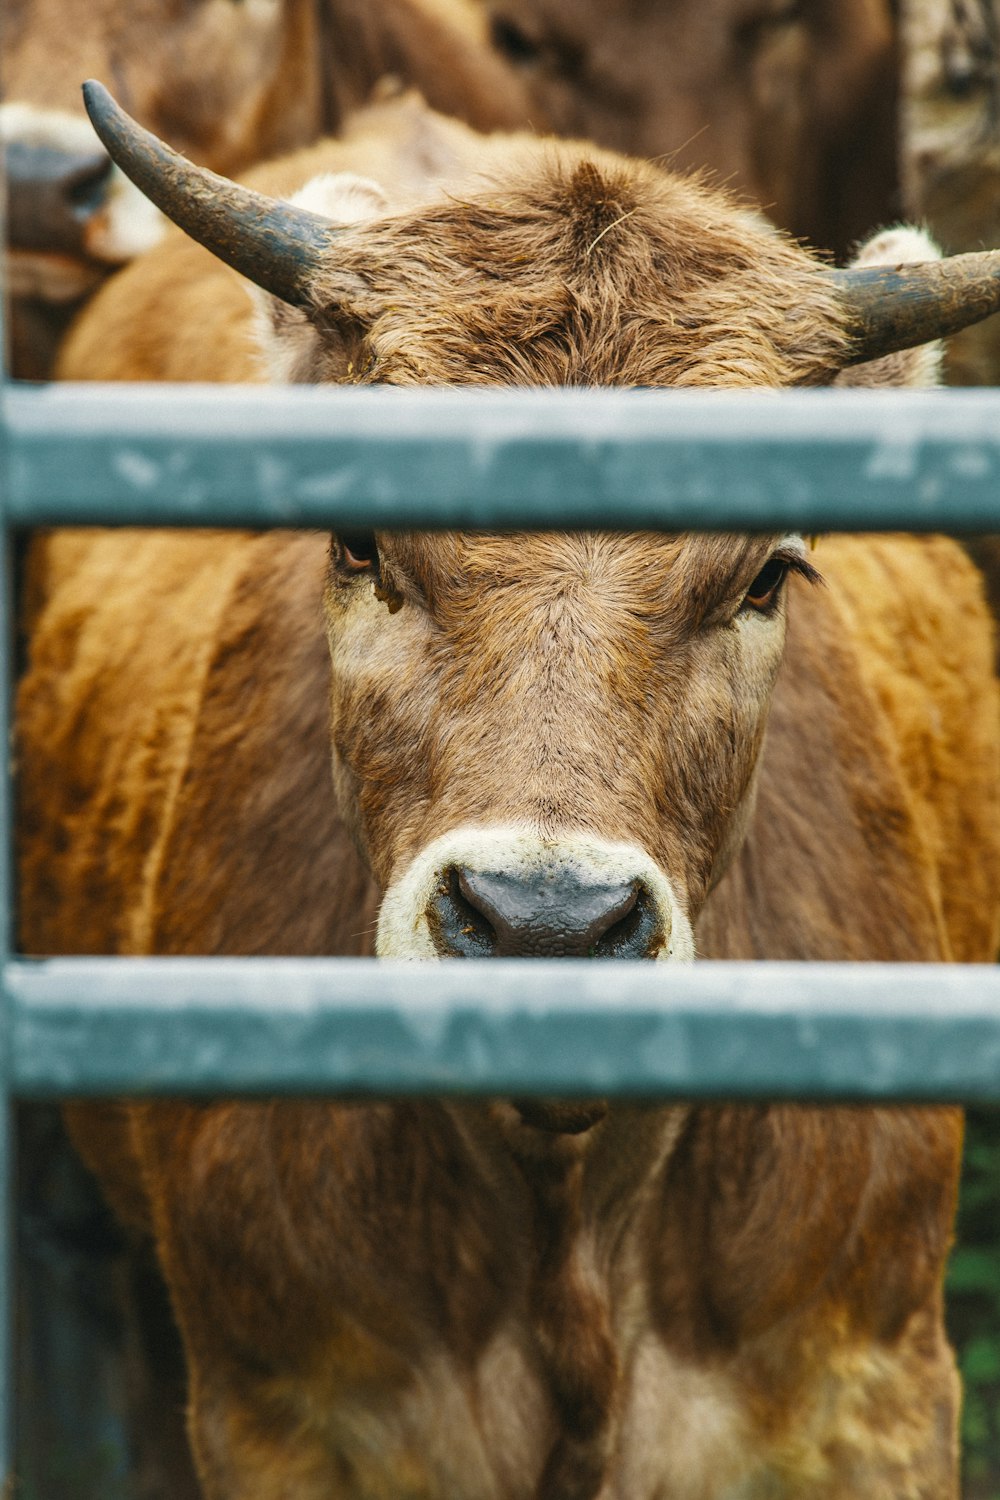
xmin=4 ymin=0 xmax=904 ymax=377
xmin=0 ymin=0 xmax=535 ymax=376
xmin=479 ymin=0 xmax=900 ymax=257
xmin=900 ymin=0 xmax=1000 ymax=386
xmin=896 ymin=0 xmax=1000 ymax=651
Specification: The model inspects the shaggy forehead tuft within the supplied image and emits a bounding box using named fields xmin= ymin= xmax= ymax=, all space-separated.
xmin=303 ymin=139 xmax=851 ymax=388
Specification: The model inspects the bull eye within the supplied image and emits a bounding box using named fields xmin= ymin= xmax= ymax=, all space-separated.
xmin=742 ymin=556 xmax=789 ymax=613
xmin=338 ymin=531 xmax=380 ymax=576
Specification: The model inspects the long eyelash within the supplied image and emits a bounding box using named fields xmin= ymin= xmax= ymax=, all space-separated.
xmin=774 ymin=549 xmax=824 ymax=588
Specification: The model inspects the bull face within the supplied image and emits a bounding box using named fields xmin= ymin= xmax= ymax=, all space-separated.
xmin=79 ymin=85 xmax=1000 ymax=961
xmin=323 ymin=527 xmax=817 ymax=960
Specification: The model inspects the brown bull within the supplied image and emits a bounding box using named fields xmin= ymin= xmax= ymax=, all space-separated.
xmin=17 ymin=85 xmax=1000 ymax=1499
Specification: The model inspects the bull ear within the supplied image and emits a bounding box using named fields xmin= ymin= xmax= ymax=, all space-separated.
xmin=82 ymin=80 xmax=335 ymax=309
xmin=251 ymin=174 xmax=390 ymax=383
xmin=830 ymin=247 xmax=1000 ymax=367
xmin=833 ymin=228 xmax=943 ymax=390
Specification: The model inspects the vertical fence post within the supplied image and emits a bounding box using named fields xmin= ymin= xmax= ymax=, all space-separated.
xmin=0 ymin=521 xmax=12 ymax=1492
xmin=0 ymin=146 xmax=16 ymax=1492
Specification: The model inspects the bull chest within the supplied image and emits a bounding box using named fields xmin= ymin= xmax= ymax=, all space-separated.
xmin=143 ymin=1097 xmax=961 ymax=1500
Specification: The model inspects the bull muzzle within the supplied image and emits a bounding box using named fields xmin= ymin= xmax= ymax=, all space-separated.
xmin=376 ymin=826 xmax=695 ymax=963
xmin=4 ymin=139 xmax=113 ymax=258
xmin=430 ymin=865 xmax=663 ymax=959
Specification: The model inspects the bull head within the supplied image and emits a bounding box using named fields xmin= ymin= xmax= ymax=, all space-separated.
xmin=83 ymin=77 xmax=1000 ymax=368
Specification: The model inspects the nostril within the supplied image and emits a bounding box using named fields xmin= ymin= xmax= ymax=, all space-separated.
xmin=593 ymin=884 xmax=636 ymax=954
xmin=593 ymin=882 xmax=661 ymax=958
xmin=427 ymin=866 xmax=498 ymax=957
xmin=451 ymin=867 xmax=497 ymax=951
xmin=427 ymin=864 xmax=666 ymax=958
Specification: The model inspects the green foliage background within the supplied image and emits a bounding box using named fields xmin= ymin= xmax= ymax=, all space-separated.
xmin=950 ymin=1108 xmax=1000 ymax=1499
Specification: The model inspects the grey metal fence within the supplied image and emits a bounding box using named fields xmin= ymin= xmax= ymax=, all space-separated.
xmin=3 ymin=377 xmax=1000 ymax=1491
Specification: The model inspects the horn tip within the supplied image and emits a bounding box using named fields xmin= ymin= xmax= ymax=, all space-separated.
xmin=82 ymin=80 xmax=114 ymax=129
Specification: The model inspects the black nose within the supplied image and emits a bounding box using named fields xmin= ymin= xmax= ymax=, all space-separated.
xmin=4 ymin=141 xmax=113 ymax=256
xmin=429 ymin=865 xmax=665 ymax=958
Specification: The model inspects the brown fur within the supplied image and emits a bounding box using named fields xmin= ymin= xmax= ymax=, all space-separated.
xmin=475 ymin=0 xmax=898 ymax=255
xmin=60 ymin=103 xmax=850 ymax=388
xmin=1 ymin=0 xmax=534 ymax=376
xmin=57 ymin=95 xmax=493 ymax=383
xmin=20 ymin=118 xmax=1000 ymax=1499
xmin=7 ymin=0 xmax=901 ymax=382
xmin=5 ymin=0 xmax=899 ymax=380
xmin=0 ymin=0 xmax=531 ymax=175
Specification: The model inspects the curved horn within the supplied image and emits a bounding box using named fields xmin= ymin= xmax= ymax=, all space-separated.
xmin=82 ymin=80 xmax=336 ymax=307
xmin=830 ymin=254 xmax=1000 ymax=366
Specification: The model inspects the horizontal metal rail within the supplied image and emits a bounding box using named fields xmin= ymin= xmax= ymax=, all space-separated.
xmin=3 ymin=384 xmax=1000 ymax=1107
xmin=6 ymin=383 xmax=1000 ymax=529
xmin=7 ymin=958 xmax=1000 ymax=1103
xmin=3 ymin=377 xmax=1000 ymax=1497
xmin=7 ymin=354 xmax=1000 ymax=1500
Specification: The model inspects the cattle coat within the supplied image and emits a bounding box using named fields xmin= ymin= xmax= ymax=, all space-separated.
xmin=18 ymin=104 xmax=1000 ymax=1500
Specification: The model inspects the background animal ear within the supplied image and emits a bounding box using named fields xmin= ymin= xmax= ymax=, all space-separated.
xmin=250 ymin=172 xmax=388 ymax=383
xmin=834 ymin=227 xmax=944 ymax=390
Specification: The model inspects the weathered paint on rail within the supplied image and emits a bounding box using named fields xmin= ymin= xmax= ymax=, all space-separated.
xmin=4 ymin=384 xmax=1000 ymax=529
xmin=9 ymin=958 xmax=1000 ymax=1102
